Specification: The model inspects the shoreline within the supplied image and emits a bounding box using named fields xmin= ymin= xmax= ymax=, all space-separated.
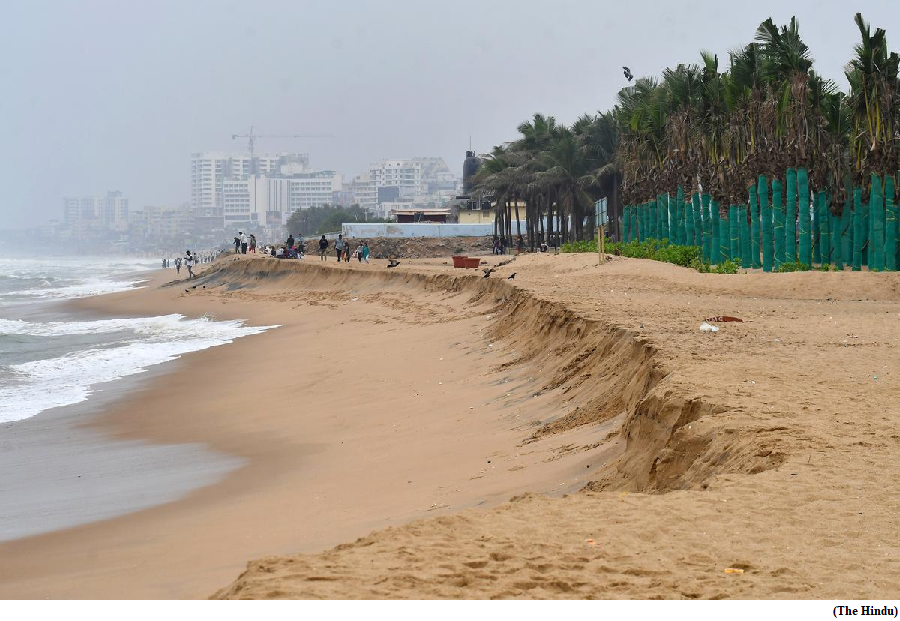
xmin=0 ymin=256 xmax=607 ymax=598
xmin=3 ymin=254 xmax=899 ymax=599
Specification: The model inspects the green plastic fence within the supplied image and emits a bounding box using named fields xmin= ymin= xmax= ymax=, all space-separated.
xmin=773 ymin=178 xmax=784 ymax=268
xmin=786 ymin=169 xmax=797 ymax=262
xmin=886 ymin=176 xmax=897 ymax=271
xmin=760 ymin=176 xmax=772 ymax=271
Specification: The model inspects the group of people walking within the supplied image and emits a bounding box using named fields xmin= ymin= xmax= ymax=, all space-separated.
xmin=319 ymin=234 xmax=370 ymax=263
xmin=233 ymin=231 xmax=257 ymax=254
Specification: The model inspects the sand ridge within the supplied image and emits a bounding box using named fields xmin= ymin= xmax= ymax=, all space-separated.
xmin=1 ymin=253 xmax=898 ymax=598
xmin=206 ymin=254 xmax=900 ymax=599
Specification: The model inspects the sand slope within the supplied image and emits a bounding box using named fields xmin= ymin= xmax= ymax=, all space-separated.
xmin=3 ymin=253 xmax=898 ymax=599
xmin=210 ymin=254 xmax=900 ymax=599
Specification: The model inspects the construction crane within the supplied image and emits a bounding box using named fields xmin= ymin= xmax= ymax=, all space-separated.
xmin=231 ymin=126 xmax=333 ymax=161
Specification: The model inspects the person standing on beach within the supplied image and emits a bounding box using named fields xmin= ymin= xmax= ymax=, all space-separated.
xmin=319 ymin=235 xmax=328 ymax=260
xmin=175 ymin=257 xmax=182 ymax=274
xmin=234 ymin=234 xmax=241 ymax=254
xmin=184 ymin=251 xmax=195 ymax=278
xmin=362 ymin=241 xmax=370 ymax=263
xmin=335 ymin=235 xmax=345 ymax=262
xmin=286 ymin=234 xmax=294 ymax=252
xmin=249 ymin=234 xmax=257 ymax=253
xmin=240 ymin=232 xmax=248 ymax=254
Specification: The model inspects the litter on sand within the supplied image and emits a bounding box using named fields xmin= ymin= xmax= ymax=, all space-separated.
xmin=700 ymin=323 xmax=720 ymax=332
xmin=723 ymin=568 xmax=745 ymax=575
xmin=705 ymin=315 xmax=743 ymax=322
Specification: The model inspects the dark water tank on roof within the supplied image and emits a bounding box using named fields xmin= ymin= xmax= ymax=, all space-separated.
xmin=462 ymin=150 xmax=481 ymax=194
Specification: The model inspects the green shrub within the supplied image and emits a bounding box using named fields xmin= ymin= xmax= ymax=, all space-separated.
xmin=776 ymin=261 xmax=810 ymax=272
xmin=714 ymin=260 xmax=740 ymax=274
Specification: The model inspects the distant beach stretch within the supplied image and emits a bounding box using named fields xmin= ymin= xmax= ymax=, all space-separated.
xmin=0 ymin=252 xmax=898 ymax=600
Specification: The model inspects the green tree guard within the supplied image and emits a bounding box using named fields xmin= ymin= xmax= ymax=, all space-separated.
xmin=728 ymin=205 xmax=741 ymax=261
xmin=818 ymin=192 xmax=830 ymax=265
xmin=740 ymin=205 xmax=752 ymax=268
xmin=668 ymin=192 xmax=676 ymax=243
xmin=632 ymin=206 xmax=639 ymax=242
xmin=832 ymin=213 xmax=843 ymax=270
xmin=872 ymin=174 xmax=884 ymax=271
xmin=650 ymin=197 xmax=659 ymax=240
xmin=863 ymin=194 xmax=870 ymax=267
xmin=624 ymin=207 xmax=631 ymax=242
xmin=773 ymin=178 xmax=784 ymax=268
xmin=798 ymin=168 xmax=811 ymax=266
xmin=841 ymin=181 xmax=853 ymax=266
xmin=853 ymin=188 xmax=863 ymax=271
xmin=812 ymin=192 xmax=821 ymax=264
xmin=693 ymin=193 xmax=702 ymax=249
xmin=720 ymin=211 xmax=729 ymax=262
xmin=760 ymin=176 xmax=772 ymax=271
xmin=702 ymin=194 xmax=712 ymax=263
xmin=711 ymin=199 xmax=721 ymax=264
xmin=658 ymin=195 xmax=669 ymax=241
xmin=785 ymin=169 xmax=797 ymax=262
xmin=749 ymin=184 xmax=760 ymax=268
xmin=684 ymin=189 xmax=694 ymax=245
xmin=886 ymin=176 xmax=897 ymax=271
xmin=674 ymin=187 xmax=684 ymax=245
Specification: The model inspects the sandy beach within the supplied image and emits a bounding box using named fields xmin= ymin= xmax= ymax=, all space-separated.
xmin=2 ymin=253 xmax=899 ymax=599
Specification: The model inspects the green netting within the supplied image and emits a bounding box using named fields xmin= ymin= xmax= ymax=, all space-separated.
xmin=812 ymin=191 xmax=822 ymax=264
xmin=702 ymin=194 xmax=712 ymax=262
xmin=817 ymin=191 xmax=829 ymax=265
xmin=650 ymin=196 xmax=659 ymax=240
xmin=773 ymin=178 xmax=784 ymax=268
xmin=853 ymin=188 xmax=863 ymax=271
xmin=785 ymin=169 xmax=797 ymax=262
xmin=732 ymin=205 xmax=740 ymax=263
xmin=831 ymin=213 xmax=842 ymax=270
xmin=720 ymin=211 xmax=729 ymax=262
xmin=871 ymin=174 xmax=884 ymax=271
xmin=749 ymin=184 xmax=761 ymax=268
xmin=841 ymin=183 xmax=852 ymax=266
xmin=658 ymin=194 xmax=669 ymax=241
xmin=760 ymin=176 xmax=772 ymax=271
xmin=798 ymin=168 xmax=811 ymax=265
xmin=740 ymin=205 xmax=751 ymax=268
xmin=711 ymin=200 xmax=721 ymax=264
xmin=693 ymin=192 xmax=702 ymax=249
xmin=674 ymin=187 xmax=684 ymax=245
xmin=886 ymin=176 xmax=897 ymax=271
xmin=668 ymin=192 xmax=676 ymax=244
xmin=863 ymin=193 xmax=871 ymax=266
xmin=684 ymin=190 xmax=694 ymax=245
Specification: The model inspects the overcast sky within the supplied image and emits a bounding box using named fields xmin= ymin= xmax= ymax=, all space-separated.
xmin=0 ymin=0 xmax=894 ymax=228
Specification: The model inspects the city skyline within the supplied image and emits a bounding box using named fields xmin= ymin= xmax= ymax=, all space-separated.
xmin=2 ymin=0 xmax=896 ymax=229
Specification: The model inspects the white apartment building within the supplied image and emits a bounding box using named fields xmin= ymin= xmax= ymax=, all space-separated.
xmin=63 ymin=191 xmax=129 ymax=231
xmin=222 ymin=171 xmax=340 ymax=226
xmin=288 ymin=171 xmax=343 ymax=212
xmin=191 ymin=152 xmax=303 ymax=218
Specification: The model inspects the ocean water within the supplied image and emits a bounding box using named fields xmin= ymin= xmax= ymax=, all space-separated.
xmin=0 ymin=257 xmax=276 ymax=424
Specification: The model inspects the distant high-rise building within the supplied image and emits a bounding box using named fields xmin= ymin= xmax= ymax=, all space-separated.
xmin=63 ymin=191 xmax=129 ymax=232
xmin=190 ymin=152 xmax=306 ymax=218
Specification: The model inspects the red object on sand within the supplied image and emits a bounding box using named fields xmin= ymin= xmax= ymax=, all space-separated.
xmin=452 ymin=255 xmax=468 ymax=268
xmin=705 ymin=316 xmax=744 ymax=322
xmin=464 ymin=257 xmax=481 ymax=269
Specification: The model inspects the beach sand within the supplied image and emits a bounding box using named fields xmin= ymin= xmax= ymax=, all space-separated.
xmin=2 ymin=253 xmax=899 ymax=599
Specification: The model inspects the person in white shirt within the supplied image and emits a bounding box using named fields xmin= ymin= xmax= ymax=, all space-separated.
xmin=184 ymin=251 xmax=195 ymax=278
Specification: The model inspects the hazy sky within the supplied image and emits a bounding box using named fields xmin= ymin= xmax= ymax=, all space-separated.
xmin=0 ymin=0 xmax=894 ymax=228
